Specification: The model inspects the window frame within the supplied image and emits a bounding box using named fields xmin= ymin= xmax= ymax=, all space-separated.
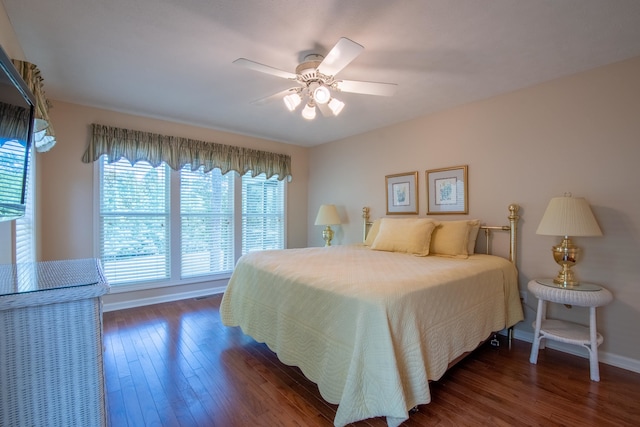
xmin=93 ymin=158 xmax=286 ymax=293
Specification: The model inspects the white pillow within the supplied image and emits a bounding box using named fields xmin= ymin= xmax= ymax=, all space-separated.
xmin=370 ymin=218 xmax=438 ymax=256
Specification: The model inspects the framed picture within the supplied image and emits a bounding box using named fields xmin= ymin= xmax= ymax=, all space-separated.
xmin=385 ymin=171 xmax=418 ymax=215
xmin=426 ymin=165 xmax=468 ymax=214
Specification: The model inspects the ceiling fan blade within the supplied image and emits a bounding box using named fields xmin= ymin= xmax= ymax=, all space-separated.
xmin=336 ymin=79 xmax=398 ymax=96
xmin=317 ymin=37 xmax=364 ymax=77
xmin=233 ymin=58 xmax=297 ymax=80
xmin=251 ymin=88 xmax=298 ymax=106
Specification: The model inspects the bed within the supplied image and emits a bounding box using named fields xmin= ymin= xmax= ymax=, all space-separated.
xmin=220 ymin=204 xmax=524 ymax=426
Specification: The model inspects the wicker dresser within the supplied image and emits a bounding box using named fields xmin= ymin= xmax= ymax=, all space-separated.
xmin=0 ymin=259 xmax=110 ymax=427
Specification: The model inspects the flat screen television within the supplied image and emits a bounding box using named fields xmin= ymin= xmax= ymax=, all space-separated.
xmin=0 ymin=45 xmax=35 ymax=222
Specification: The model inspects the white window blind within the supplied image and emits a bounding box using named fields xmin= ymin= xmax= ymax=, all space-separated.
xmin=99 ymin=157 xmax=170 ymax=284
xmin=181 ymin=166 xmax=234 ymax=278
xmin=242 ymin=173 xmax=285 ymax=254
xmin=14 ymin=146 xmax=35 ymax=265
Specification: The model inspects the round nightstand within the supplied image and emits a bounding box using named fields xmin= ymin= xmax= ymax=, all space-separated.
xmin=528 ymin=279 xmax=613 ymax=381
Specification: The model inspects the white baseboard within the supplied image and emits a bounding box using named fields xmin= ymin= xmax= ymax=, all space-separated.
xmin=505 ymin=328 xmax=640 ymax=374
xmin=103 ymin=285 xmax=226 ymax=312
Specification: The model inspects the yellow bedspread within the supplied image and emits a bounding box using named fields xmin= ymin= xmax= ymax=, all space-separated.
xmin=220 ymin=245 xmax=523 ymax=426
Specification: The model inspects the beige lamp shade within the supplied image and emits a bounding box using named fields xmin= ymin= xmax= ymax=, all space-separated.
xmin=315 ymin=204 xmax=341 ymax=225
xmin=536 ymin=195 xmax=602 ymax=237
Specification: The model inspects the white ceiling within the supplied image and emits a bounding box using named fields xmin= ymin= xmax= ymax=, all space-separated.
xmin=4 ymin=0 xmax=640 ymax=147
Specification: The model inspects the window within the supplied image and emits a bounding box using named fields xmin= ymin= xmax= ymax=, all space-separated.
xmin=97 ymin=156 xmax=285 ymax=287
xmin=99 ymin=159 xmax=170 ymax=284
xmin=242 ymin=174 xmax=285 ymax=253
xmin=180 ymin=166 xmax=234 ymax=278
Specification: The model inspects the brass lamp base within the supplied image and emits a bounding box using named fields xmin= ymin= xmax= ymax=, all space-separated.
xmin=551 ymin=236 xmax=581 ymax=287
xmin=322 ymin=225 xmax=334 ymax=247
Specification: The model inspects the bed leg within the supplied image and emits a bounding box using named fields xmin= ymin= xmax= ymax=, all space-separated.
xmin=409 ymin=406 xmax=419 ymax=414
xmin=490 ymin=328 xmax=514 ymax=348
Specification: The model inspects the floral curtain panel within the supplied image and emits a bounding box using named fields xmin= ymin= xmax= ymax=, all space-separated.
xmin=11 ymin=59 xmax=56 ymax=152
xmin=83 ymin=124 xmax=292 ymax=181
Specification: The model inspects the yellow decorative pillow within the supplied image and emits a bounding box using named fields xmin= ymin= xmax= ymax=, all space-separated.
xmin=364 ymin=219 xmax=381 ymax=246
xmin=370 ymin=218 xmax=438 ymax=256
xmin=430 ymin=220 xmax=480 ymax=258
xmin=467 ymin=220 xmax=481 ymax=254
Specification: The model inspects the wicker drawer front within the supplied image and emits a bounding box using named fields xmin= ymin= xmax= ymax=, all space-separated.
xmin=0 ymin=298 xmax=106 ymax=427
xmin=0 ymin=259 xmax=109 ymax=427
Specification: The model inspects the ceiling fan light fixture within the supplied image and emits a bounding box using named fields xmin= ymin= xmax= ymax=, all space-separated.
xmin=313 ymin=85 xmax=331 ymax=104
xmin=302 ymin=102 xmax=316 ymax=120
xmin=328 ymin=98 xmax=345 ymax=116
xmin=233 ymin=38 xmax=397 ymax=121
xmin=283 ymin=92 xmax=302 ymax=111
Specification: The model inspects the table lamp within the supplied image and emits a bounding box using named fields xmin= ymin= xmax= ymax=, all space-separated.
xmin=315 ymin=204 xmax=341 ymax=246
xmin=536 ymin=194 xmax=602 ymax=287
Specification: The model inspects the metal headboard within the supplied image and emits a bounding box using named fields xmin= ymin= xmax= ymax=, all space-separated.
xmin=362 ymin=203 xmax=520 ymax=266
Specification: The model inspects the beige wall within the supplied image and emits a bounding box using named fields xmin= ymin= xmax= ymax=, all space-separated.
xmin=41 ymin=102 xmax=309 ymax=304
xmin=308 ymin=56 xmax=640 ymax=365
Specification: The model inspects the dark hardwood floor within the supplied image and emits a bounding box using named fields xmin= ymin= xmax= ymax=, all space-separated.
xmin=103 ymin=294 xmax=640 ymax=426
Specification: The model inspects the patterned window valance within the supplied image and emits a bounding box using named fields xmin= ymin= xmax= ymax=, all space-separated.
xmin=82 ymin=124 xmax=292 ymax=181
xmin=11 ymin=59 xmax=56 ymax=152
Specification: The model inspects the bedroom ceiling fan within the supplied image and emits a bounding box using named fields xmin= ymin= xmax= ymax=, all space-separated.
xmin=233 ymin=37 xmax=397 ymax=120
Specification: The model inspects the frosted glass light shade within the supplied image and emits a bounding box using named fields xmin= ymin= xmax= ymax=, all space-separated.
xmin=313 ymin=85 xmax=331 ymax=104
xmin=328 ymin=98 xmax=345 ymax=116
xmin=283 ymin=92 xmax=302 ymax=111
xmin=315 ymin=204 xmax=341 ymax=225
xmin=536 ymin=195 xmax=602 ymax=237
xmin=302 ymin=103 xmax=316 ymax=120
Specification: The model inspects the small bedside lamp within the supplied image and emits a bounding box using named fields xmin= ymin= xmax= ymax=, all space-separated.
xmin=315 ymin=204 xmax=341 ymax=247
xmin=536 ymin=194 xmax=602 ymax=287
